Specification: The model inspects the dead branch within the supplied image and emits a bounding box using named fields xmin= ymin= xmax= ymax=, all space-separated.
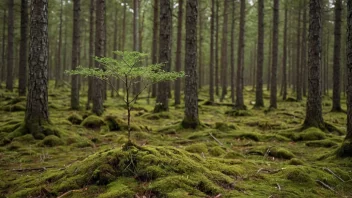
xmin=323 ymin=167 xmax=345 ymax=182
xmin=209 ymin=132 xmax=224 ymax=146
xmin=316 ymin=180 xmax=335 ymax=192
xmin=12 ymin=166 xmax=55 ymax=172
xmin=57 ymin=188 xmax=87 ymax=198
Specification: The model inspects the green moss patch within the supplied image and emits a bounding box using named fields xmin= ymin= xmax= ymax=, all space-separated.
xmin=81 ymin=115 xmax=106 ymax=129
xmin=305 ymin=140 xmax=338 ymax=148
xmin=185 ymin=143 xmax=208 ymax=153
xmin=214 ymin=122 xmax=237 ymax=132
xmin=269 ymin=147 xmax=295 ymax=159
xmin=142 ymin=112 xmax=173 ymax=120
xmin=104 ymin=115 xmax=140 ymax=132
xmin=39 ymin=135 xmax=64 ymax=147
xmin=225 ymin=109 xmax=252 ymax=117
xmin=68 ymin=113 xmax=83 ymax=125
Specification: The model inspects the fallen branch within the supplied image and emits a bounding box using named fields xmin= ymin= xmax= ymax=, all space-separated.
xmin=57 ymin=188 xmax=87 ymax=198
xmin=12 ymin=166 xmax=55 ymax=172
xmin=323 ymin=167 xmax=345 ymax=182
xmin=276 ymin=183 xmax=281 ymax=191
xmin=209 ymin=132 xmax=224 ymax=146
xmin=316 ymin=180 xmax=335 ymax=192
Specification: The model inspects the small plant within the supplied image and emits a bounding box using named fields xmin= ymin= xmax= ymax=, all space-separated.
xmin=66 ymin=51 xmax=184 ymax=141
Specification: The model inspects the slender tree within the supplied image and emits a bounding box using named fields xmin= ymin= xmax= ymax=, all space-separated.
xmin=26 ymin=0 xmax=50 ymax=139
xmin=303 ymin=0 xmax=325 ymax=129
xmin=55 ymin=0 xmax=63 ymax=88
xmin=151 ymin=0 xmax=159 ymax=98
xmin=230 ymin=0 xmax=235 ymax=104
xmin=235 ymin=0 xmax=246 ymax=110
xmin=133 ymin=0 xmax=141 ymax=96
xmin=282 ymin=1 xmax=288 ymax=100
xmin=93 ymin=0 xmax=105 ymax=116
xmin=332 ymin=0 xmax=342 ymax=112
xmin=1 ymin=9 xmax=6 ymax=86
xmin=18 ymin=0 xmax=28 ymax=96
xmin=198 ymin=0 xmax=203 ymax=89
xmin=6 ymin=0 xmax=14 ymax=91
xmin=111 ymin=1 xmax=119 ymax=98
xmin=86 ymin=0 xmax=95 ymax=109
xmin=270 ymin=0 xmax=279 ymax=109
xmin=209 ymin=0 xmax=215 ymax=103
xmin=71 ymin=0 xmax=81 ymax=110
xmin=182 ymin=0 xmax=199 ymax=128
xmin=154 ymin=0 xmax=172 ymax=112
xmin=220 ymin=0 xmax=229 ymax=102
xmin=255 ymin=0 xmax=264 ymax=108
xmin=175 ymin=0 xmax=183 ymax=105
xmin=296 ymin=2 xmax=302 ymax=101
xmin=302 ymin=0 xmax=308 ymax=97
xmin=215 ymin=0 xmax=219 ymax=96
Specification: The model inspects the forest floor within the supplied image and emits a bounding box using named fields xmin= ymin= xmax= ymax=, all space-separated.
xmin=0 ymin=83 xmax=351 ymax=198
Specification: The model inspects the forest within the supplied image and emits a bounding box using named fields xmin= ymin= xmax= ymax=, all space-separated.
xmin=1 ymin=0 xmax=352 ymax=197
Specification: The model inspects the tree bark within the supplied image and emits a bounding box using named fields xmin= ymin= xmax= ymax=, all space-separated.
xmin=6 ymin=0 xmax=14 ymax=91
xmin=302 ymin=1 xmax=308 ymax=97
xmin=18 ymin=0 xmax=28 ymax=96
xmin=296 ymin=2 xmax=302 ymax=101
xmin=26 ymin=0 xmax=50 ymax=139
xmin=1 ymin=9 xmax=6 ymax=86
xmin=230 ymin=0 xmax=235 ymax=104
xmin=332 ymin=0 xmax=342 ymax=111
xmin=182 ymin=0 xmax=199 ymax=129
xmin=270 ymin=0 xmax=279 ymax=109
xmin=151 ymin=0 xmax=159 ymax=98
xmin=215 ymin=0 xmax=219 ymax=96
xmin=71 ymin=0 xmax=81 ymax=110
xmin=198 ymin=0 xmax=203 ymax=89
xmin=267 ymin=27 xmax=272 ymax=91
xmin=133 ymin=0 xmax=141 ymax=96
xmin=235 ymin=0 xmax=246 ymax=110
xmin=175 ymin=0 xmax=183 ymax=105
xmin=54 ymin=0 xmax=63 ymax=88
xmin=282 ymin=1 xmax=288 ymax=100
xmin=86 ymin=0 xmax=95 ymax=109
xmin=209 ymin=0 xmax=215 ymax=103
xmin=154 ymin=0 xmax=172 ymax=113
xmin=255 ymin=0 xmax=264 ymax=108
xmin=303 ymin=0 xmax=325 ymax=129
xmin=93 ymin=0 xmax=105 ymax=116
xmin=220 ymin=0 xmax=228 ymax=102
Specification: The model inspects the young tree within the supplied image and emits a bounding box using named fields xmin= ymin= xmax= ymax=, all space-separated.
xmin=25 ymin=0 xmax=50 ymax=139
xmin=18 ymin=0 xmax=28 ymax=96
xmin=175 ymin=0 xmax=183 ymax=105
xmin=67 ymin=51 xmax=184 ymax=141
xmin=332 ymin=0 xmax=342 ymax=112
xmin=93 ymin=0 xmax=105 ymax=116
xmin=55 ymin=0 xmax=63 ymax=88
xmin=209 ymin=0 xmax=215 ymax=103
xmin=303 ymin=0 xmax=325 ymax=129
xmin=235 ymin=0 xmax=246 ymax=110
xmin=154 ymin=0 xmax=172 ymax=113
xmin=182 ymin=0 xmax=199 ymax=128
xmin=71 ymin=0 xmax=81 ymax=110
xmin=255 ymin=0 xmax=264 ymax=108
xmin=230 ymin=0 xmax=235 ymax=104
xmin=220 ymin=0 xmax=228 ymax=102
xmin=151 ymin=0 xmax=159 ymax=98
xmin=6 ymin=0 xmax=14 ymax=91
xmin=270 ymin=0 xmax=279 ymax=109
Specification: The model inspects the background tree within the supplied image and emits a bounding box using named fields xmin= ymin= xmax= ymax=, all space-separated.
xmin=270 ymin=0 xmax=279 ymax=109
xmin=151 ymin=0 xmax=159 ymax=98
xmin=55 ymin=0 xmax=63 ymax=88
xmin=175 ymin=0 xmax=183 ymax=105
xmin=220 ymin=0 xmax=228 ymax=102
xmin=255 ymin=0 xmax=264 ymax=108
xmin=209 ymin=0 xmax=215 ymax=103
xmin=18 ymin=0 xmax=28 ymax=96
xmin=182 ymin=0 xmax=199 ymax=129
xmin=6 ymin=0 xmax=14 ymax=91
xmin=86 ymin=0 xmax=95 ymax=109
xmin=230 ymin=0 xmax=235 ymax=104
xmin=71 ymin=0 xmax=81 ymax=110
xmin=282 ymin=0 xmax=288 ymax=100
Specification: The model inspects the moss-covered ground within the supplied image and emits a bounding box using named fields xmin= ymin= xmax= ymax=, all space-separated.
xmin=0 ymin=83 xmax=351 ymax=197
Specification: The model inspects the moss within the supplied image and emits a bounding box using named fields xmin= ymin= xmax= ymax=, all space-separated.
xmin=98 ymin=178 xmax=136 ymax=198
xmin=288 ymin=158 xmax=305 ymax=165
xmin=13 ymin=134 xmax=36 ymax=144
xmin=299 ymin=127 xmax=326 ymax=141
xmin=286 ymin=168 xmax=313 ymax=183
xmin=214 ymin=122 xmax=237 ymax=132
xmin=305 ymin=139 xmax=338 ymax=148
xmin=6 ymin=96 xmax=26 ymax=105
xmin=223 ymin=151 xmax=245 ymax=159
xmin=208 ymin=146 xmax=226 ymax=156
xmin=68 ymin=113 xmax=83 ymax=125
xmin=93 ymin=164 xmax=117 ymax=185
xmin=185 ymin=143 xmax=208 ymax=153
xmin=2 ymin=103 xmax=26 ymax=112
xmin=0 ymin=121 xmax=22 ymax=132
xmin=269 ymin=147 xmax=295 ymax=159
xmin=142 ymin=112 xmax=172 ymax=120
xmin=81 ymin=115 xmax=106 ymax=129
xmin=104 ymin=115 xmax=140 ymax=132
xmin=7 ymin=141 xmax=22 ymax=150
xmin=225 ymin=109 xmax=252 ymax=117
xmin=6 ymin=124 xmax=28 ymax=140
xmin=132 ymin=131 xmax=149 ymax=140
xmin=336 ymin=139 xmax=352 ymax=157
xmin=39 ymin=135 xmax=64 ymax=147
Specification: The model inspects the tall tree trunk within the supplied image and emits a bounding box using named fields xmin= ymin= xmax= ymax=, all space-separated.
xmin=71 ymin=0 xmax=81 ymax=110
xmin=215 ymin=0 xmax=219 ymax=96
xmin=6 ymin=0 xmax=14 ymax=91
xmin=1 ymin=9 xmax=6 ymax=86
xmin=151 ymin=0 xmax=159 ymax=98
xmin=93 ymin=0 xmax=105 ymax=116
xmin=182 ymin=0 xmax=199 ymax=128
xmin=175 ymin=0 xmax=183 ymax=105
xmin=198 ymin=0 xmax=203 ymax=89
xmin=154 ymin=0 xmax=172 ymax=113
xmin=270 ymin=0 xmax=279 ymax=109
xmin=209 ymin=0 xmax=215 ymax=103
xmin=26 ymin=0 xmax=50 ymax=139
xmin=332 ymin=0 xmax=342 ymax=111
xmin=282 ymin=1 xmax=288 ymax=100
xmin=255 ymin=0 xmax=264 ymax=108
xmin=235 ymin=0 xmax=246 ymax=110
xmin=302 ymin=1 xmax=308 ymax=97
xmin=220 ymin=0 xmax=228 ymax=102
xmin=133 ymin=0 xmax=141 ymax=96
xmin=303 ymin=0 xmax=325 ymax=129
xmin=55 ymin=0 xmax=63 ymax=88
xmin=18 ymin=0 xmax=28 ymax=96
xmin=296 ymin=2 xmax=302 ymax=101
xmin=111 ymin=2 xmax=119 ymax=98
xmin=230 ymin=0 xmax=236 ymax=104
xmin=86 ymin=0 xmax=94 ymax=109
xmin=267 ymin=27 xmax=272 ymax=91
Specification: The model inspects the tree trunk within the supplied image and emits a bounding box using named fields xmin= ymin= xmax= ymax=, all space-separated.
xmin=267 ymin=27 xmax=272 ymax=91
xmin=154 ymin=0 xmax=172 ymax=113
xmin=71 ymin=0 xmax=81 ymax=110
xmin=1 ymin=9 xmax=6 ymax=86
xmin=175 ymin=0 xmax=183 ymax=105
xmin=6 ymin=0 xmax=14 ymax=91
xmin=282 ymin=1 xmax=288 ymax=100
xmin=332 ymin=0 xmax=342 ymax=111
xmin=302 ymin=1 xmax=308 ymax=97
xmin=235 ymin=0 xmax=246 ymax=110
xmin=198 ymin=0 xmax=203 ymax=89
xmin=93 ymin=0 xmax=105 ymax=116
xmin=26 ymin=0 xmax=50 ymax=139
xmin=215 ymin=0 xmax=219 ymax=96
xmin=86 ymin=0 xmax=94 ymax=109
xmin=151 ymin=0 xmax=159 ymax=98
xmin=18 ymin=0 xmax=28 ymax=96
xmin=220 ymin=0 xmax=228 ymax=102
xmin=270 ymin=0 xmax=279 ymax=109
xmin=255 ymin=0 xmax=264 ymax=108
xmin=296 ymin=2 xmax=302 ymax=101
xmin=303 ymin=0 xmax=324 ymax=129
xmin=182 ymin=0 xmax=199 ymax=129
xmin=111 ymin=2 xmax=119 ymax=98
xmin=133 ymin=0 xmax=141 ymax=96
xmin=230 ymin=0 xmax=236 ymax=104
xmin=209 ymin=0 xmax=215 ymax=103
xmin=55 ymin=0 xmax=63 ymax=88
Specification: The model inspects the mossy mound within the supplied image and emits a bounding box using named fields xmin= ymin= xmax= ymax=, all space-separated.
xmin=3 ymin=123 xmax=61 ymax=141
xmin=286 ymin=168 xmax=313 ymax=183
xmin=336 ymin=139 xmax=352 ymax=157
xmin=104 ymin=115 xmax=140 ymax=132
xmin=81 ymin=115 xmax=106 ymax=129
xmin=208 ymin=146 xmax=226 ymax=156
xmin=0 ymin=121 xmax=22 ymax=132
xmin=305 ymin=139 xmax=338 ymax=148
xmin=67 ymin=113 xmax=83 ymax=125
xmin=2 ymin=103 xmax=26 ymax=112
xmin=12 ymin=145 xmax=245 ymax=197
xmin=269 ymin=147 xmax=295 ymax=159
xmin=288 ymin=158 xmax=305 ymax=165
xmin=39 ymin=135 xmax=64 ymax=147
xmin=185 ymin=143 xmax=208 ymax=153
xmin=279 ymin=127 xmax=326 ymax=142
xmin=142 ymin=112 xmax=173 ymax=120
xmin=225 ymin=109 xmax=252 ymax=117
xmin=214 ymin=122 xmax=237 ymax=132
